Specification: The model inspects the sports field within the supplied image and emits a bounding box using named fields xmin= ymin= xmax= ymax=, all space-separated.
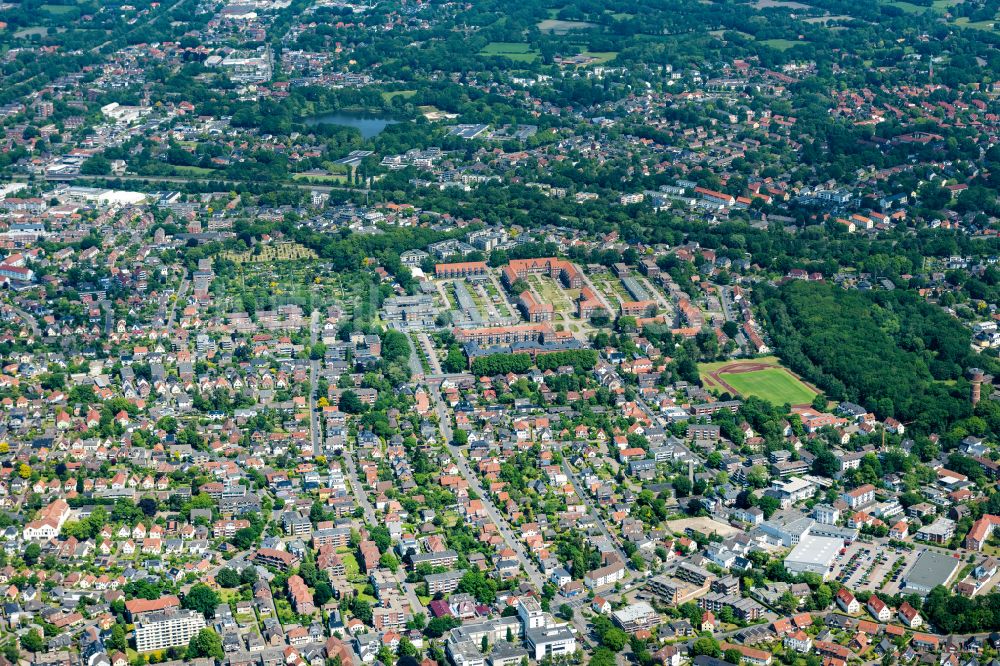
xmin=700 ymin=357 xmax=819 ymax=406
xmin=720 ymin=368 xmax=816 ymax=405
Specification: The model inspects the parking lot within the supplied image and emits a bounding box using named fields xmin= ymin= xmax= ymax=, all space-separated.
xmin=829 ymin=540 xmax=923 ymax=594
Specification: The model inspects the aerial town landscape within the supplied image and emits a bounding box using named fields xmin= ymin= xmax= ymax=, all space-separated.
xmin=6 ymin=0 xmax=1000 ymax=665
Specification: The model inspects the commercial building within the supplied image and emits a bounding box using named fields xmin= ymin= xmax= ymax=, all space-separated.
xmin=647 ymin=576 xmax=709 ymax=605
xmin=901 ymin=549 xmax=962 ymax=596
xmin=135 ymin=609 xmax=206 ymax=652
xmin=524 ymin=626 xmax=577 ymax=660
xmin=783 ymin=534 xmax=842 ymax=579
xmin=612 ymin=602 xmax=659 ymax=633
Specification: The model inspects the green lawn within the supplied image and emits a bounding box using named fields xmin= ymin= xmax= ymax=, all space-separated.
xmin=758 ymin=38 xmax=803 ymax=50
xmin=382 ymin=90 xmax=416 ymax=101
xmin=953 ymin=16 xmax=998 ymax=30
xmin=537 ymin=18 xmax=597 ymax=33
xmin=887 ymin=0 xmax=928 ymax=12
xmin=480 ymin=42 xmax=539 ymax=62
xmin=173 ymin=165 xmax=216 ymax=176
xmin=582 ymin=51 xmax=618 ymax=64
xmin=41 ymin=3 xmax=76 ymax=14
xmin=292 ymin=172 xmax=346 ymax=183
xmin=719 ymin=368 xmax=818 ymax=405
xmin=341 ymin=552 xmax=360 ymax=577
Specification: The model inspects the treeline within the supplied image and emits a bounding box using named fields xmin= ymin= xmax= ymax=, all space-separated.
xmin=535 ymin=350 xmax=598 ymax=372
xmin=924 ymin=585 xmax=1000 ymax=634
xmin=758 ymin=281 xmax=977 ymax=431
xmin=471 ymin=353 xmax=533 ymax=376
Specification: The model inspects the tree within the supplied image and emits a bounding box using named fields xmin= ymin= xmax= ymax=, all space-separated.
xmin=601 ymin=628 xmax=628 ymax=652
xmin=23 ymin=542 xmax=40 ymax=566
xmin=186 ymin=628 xmax=224 ymax=660
xmin=216 ymin=568 xmax=240 ymax=588
xmin=425 ymin=615 xmax=461 ymax=638
xmin=107 ymin=624 xmax=128 ymax=652
xmin=20 ymin=629 xmax=43 ymax=654
xmin=724 ymin=648 xmax=744 ymax=665
xmin=80 ymin=155 xmax=112 ymax=175
xmin=692 ymin=636 xmax=721 ymax=658
xmin=590 ymin=648 xmax=617 ymax=666
xmin=182 ymin=584 xmax=221 ymax=618
xmin=672 ymin=475 xmax=692 ymax=498
xmin=557 ymin=604 xmax=574 ymax=621
xmin=339 ymin=390 xmax=366 ymax=414
xmin=138 ymin=497 xmax=158 ymax=517
xmin=380 ymin=552 xmax=400 ymax=572
xmin=240 ymin=566 xmax=258 ymax=585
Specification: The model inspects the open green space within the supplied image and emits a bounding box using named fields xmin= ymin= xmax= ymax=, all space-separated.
xmin=758 ymin=38 xmax=804 ymax=50
xmin=479 ymin=42 xmax=540 ymax=62
xmin=537 ymin=18 xmax=597 ymax=33
xmin=581 ymin=51 xmax=618 ymax=64
xmin=953 ymin=16 xmax=998 ymax=30
xmin=172 ymin=165 xmax=217 ymax=176
xmin=381 ymin=90 xmax=417 ymax=101
xmin=292 ymin=172 xmax=347 ymax=183
xmin=41 ymin=3 xmax=76 ymax=14
xmin=719 ymin=367 xmax=818 ymax=405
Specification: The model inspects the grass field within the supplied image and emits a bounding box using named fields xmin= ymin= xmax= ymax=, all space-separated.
xmin=381 ymin=90 xmax=416 ymax=101
xmin=292 ymin=172 xmax=346 ymax=183
xmin=758 ymin=38 xmax=803 ymax=50
xmin=480 ymin=42 xmax=539 ymax=62
xmin=953 ymin=16 xmax=998 ymax=30
xmin=537 ymin=18 xmax=597 ymax=33
xmin=172 ymin=165 xmax=216 ymax=176
xmin=581 ymin=51 xmax=618 ymax=64
xmin=41 ymin=3 xmax=76 ymax=13
xmin=720 ymin=367 xmax=817 ymax=405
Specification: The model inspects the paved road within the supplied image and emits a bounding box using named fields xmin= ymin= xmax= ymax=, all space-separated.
xmin=309 ymin=309 xmax=321 ymax=457
xmin=343 ymin=447 xmax=377 ymax=525
xmin=561 ymin=460 xmax=631 ymax=567
xmin=417 ymin=333 xmax=443 ymax=375
xmin=165 ymin=274 xmax=189 ymax=336
xmin=8 ymin=304 xmax=40 ymax=337
xmin=430 ymin=383 xmax=547 ymax=592
xmin=37 ymin=171 xmax=372 ymax=195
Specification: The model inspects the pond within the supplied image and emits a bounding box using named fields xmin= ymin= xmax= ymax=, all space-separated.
xmin=304 ymin=110 xmax=400 ymax=139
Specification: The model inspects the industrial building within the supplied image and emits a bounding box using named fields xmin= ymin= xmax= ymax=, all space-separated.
xmin=783 ymin=534 xmax=843 ymax=579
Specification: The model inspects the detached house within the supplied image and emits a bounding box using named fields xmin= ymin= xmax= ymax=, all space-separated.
xmin=867 ymin=595 xmax=891 ymax=622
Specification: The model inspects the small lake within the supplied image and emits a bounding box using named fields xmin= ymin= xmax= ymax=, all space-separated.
xmin=304 ymin=111 xmax=400 ymax=139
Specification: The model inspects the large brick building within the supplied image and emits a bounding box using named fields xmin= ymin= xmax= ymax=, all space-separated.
xmin=501 ymin=257 xmax=584 ymax=290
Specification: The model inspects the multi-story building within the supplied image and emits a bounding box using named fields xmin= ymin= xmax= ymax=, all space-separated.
xmin=841 ymin=484 xmax=876 ymax=509
xmin=612 ymin=602 xmax=659 ymax=633
xmin=134 ymin=610 xmax=206 ymax=652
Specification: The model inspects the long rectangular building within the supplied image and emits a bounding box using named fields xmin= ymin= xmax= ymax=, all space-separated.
xmin=135 ymin=610 xmax=206 ymax=652
xmin=436 ymin=261 xmax=488 ymax=279
xmin=453 ymin=323 xmax=552 ymax=346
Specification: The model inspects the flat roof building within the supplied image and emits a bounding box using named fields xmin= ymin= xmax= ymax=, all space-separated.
xmin=901 ymin=549 xmax=961 ymax=596
xmin=783 ymin=534 xmax=842 ymax=579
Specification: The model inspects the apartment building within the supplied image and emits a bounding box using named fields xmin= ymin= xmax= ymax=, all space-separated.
xmin=135 ymin=610 xmax=206 ymax=652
